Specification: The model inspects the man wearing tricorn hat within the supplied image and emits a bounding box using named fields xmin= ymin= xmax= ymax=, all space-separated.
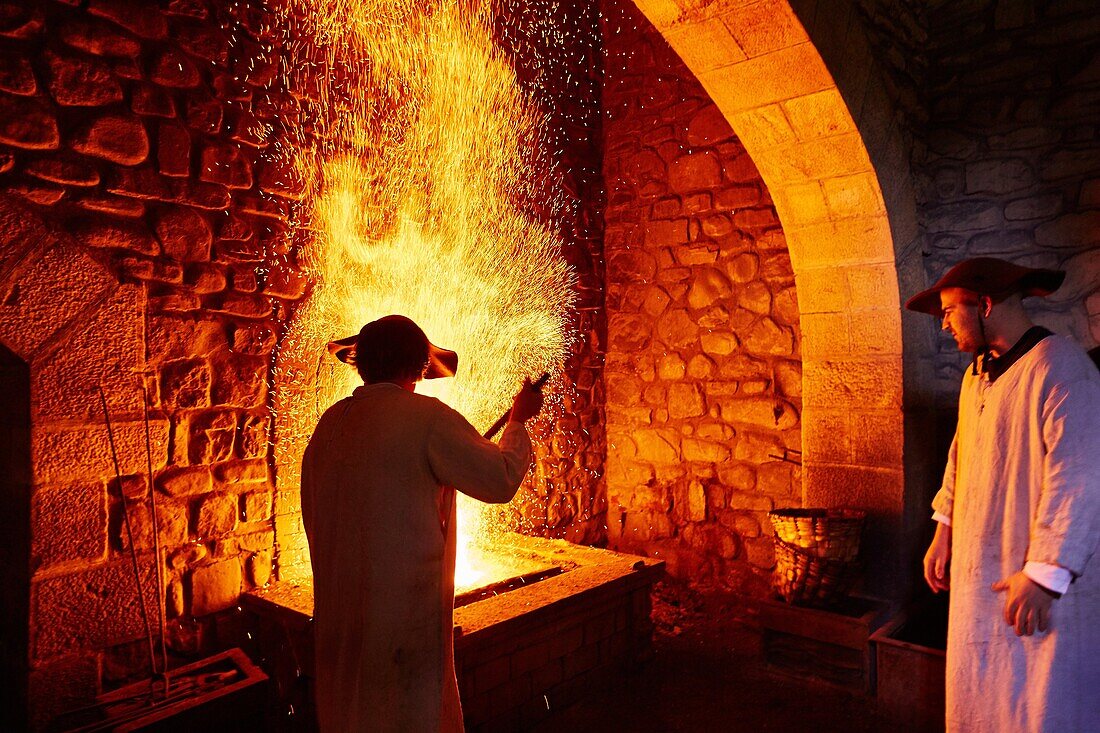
xmin=301 ymin=315 xmax=544 ymax=732
xmin=906 ymin=257 xmax=1100 ymax=732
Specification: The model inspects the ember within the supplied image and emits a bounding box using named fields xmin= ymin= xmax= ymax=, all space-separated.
xmin=271 ymin=0 xmax=577 ymax=582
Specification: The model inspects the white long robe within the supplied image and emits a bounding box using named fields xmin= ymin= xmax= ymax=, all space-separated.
xmin=933 ymin=335 xmax=1100 ymax=732
xmin=301 ymin=383 xmax=531 ymax=733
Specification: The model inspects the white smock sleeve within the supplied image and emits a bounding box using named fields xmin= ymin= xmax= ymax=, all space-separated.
xmin=427 ymin=405 xmax=532 ymax=504
xmin=1027 ymin=377 xmax=1100 ymax=578
xmin=932 ymin=430 xmax=958 ymax=521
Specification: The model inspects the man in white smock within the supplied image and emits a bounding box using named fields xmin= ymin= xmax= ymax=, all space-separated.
xmin=301 ymin=315 xmax=543 ymax=733
xmin=906 ymin=257 xmax=1099 ymax=732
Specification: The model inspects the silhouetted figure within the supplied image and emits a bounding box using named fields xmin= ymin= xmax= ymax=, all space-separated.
xmin=302 ymin=315 xmax=543 ymax=733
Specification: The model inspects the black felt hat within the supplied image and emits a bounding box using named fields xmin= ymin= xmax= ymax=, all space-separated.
xmin=326 ymin=315 xmax=458 ymax=379
xmin=904 ymin=257 xmax=1065 ymax=319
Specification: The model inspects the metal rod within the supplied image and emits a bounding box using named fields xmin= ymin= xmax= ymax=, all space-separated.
xmin=98 ymin=386 xmax=158 ymax=682
xmin=482 ymin=372 xmax=550 ymax=440
xmin=141 ymin=382 xmax=170 ymax=687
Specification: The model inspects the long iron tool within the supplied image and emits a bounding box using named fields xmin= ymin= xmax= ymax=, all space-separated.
xmin=482 ymin=372 xmax=550 ymax=440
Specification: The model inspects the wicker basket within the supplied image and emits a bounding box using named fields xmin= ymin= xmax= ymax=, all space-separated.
xmin=772 ymin=538 xmax=860 ymax=607
xmin=768 ymin=508 xmax=865 ymax=562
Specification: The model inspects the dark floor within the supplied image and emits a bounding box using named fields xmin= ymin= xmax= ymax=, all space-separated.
xmin=534 ymin=586 xmax=902 ymax=733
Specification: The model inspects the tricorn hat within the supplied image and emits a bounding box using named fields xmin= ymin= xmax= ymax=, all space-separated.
xmin=326 ymin=315 xmax=458 ymax=379
xmin=904 ymin=257 xmax=1065 ymax=319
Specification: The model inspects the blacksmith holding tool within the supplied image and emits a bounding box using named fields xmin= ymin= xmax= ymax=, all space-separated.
xmin=301 ymin=315 xmax=543 ymax=733
xmin=906 ymin=257 xmax=1100 ymax=732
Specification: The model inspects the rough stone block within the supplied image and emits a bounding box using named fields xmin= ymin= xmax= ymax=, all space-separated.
xmin=189 ymin=558 xmax=242 ymax=615
xmin=26 ymin=157 xmax=100 ymax=187
xmin=669 ymin=152 xmax=722 ymax=191
xmin=1035 ymin=211 xmax=1100 ymax=249
xmin=116 ymin=498 xmax=188 ymax=550
xmin=803 ymin=357 xmax=902 ymax=410
xmin=248 ymin=550 xmax=272 ymax=587
xmin=0 ymin=235 xmax=114 ymax=361
xmin=243 ymin=491 xmax=272 ymax=522
xmin=964 ymin=158 xmax=1035 ymax=195
xmin=157 ymin=465 xmax=212 ymax=496
xmin=88 ymin=0 xmax=168 ymax=39
xmin=43 ymin=49 xmax=122 ymax=106
xmin=200 ymin=144 xmax=253 ymax=189
xmin=681 ymin=438 xmax=731 ymax=463
xmin=196 ymin=493 xmax=238 ymax=538
xmin=257 ymin=157 xmax=306 ymax=199
xmin=154 ymin=207 xmax=213 ymax=262
xmin=0 ymin=96 xmax=59 ymax=149
xmin=743 ymin=316 xmax=792 ymax=355
xmin=187 ymin=410 xmax=237 ymax=464
xmin=667 ymin=383 xmax=705 ymax=419
xmin=721 ymin=0 xmax=805 ymax=58
xmin=172 ymin=179 xmax=231 ymax=210
xmin=239 ymin=413 xmax=270 ymax=458
xmin=231 ymin=321 xmax=278 ymax=355
xmin=157 ymin=120 xmax=191 ymax=177
xmin=0 ymin=51 xmax=36 ymax=95
xmin=664 ymin=19 xmax=746 ymax=74
xmin=209 ymin=353 xmax=268 ymax=407
xmin=72 ymin=114 xmax=150 ymax=165
xmin=263 ymin=263 xmax=310 ymax=299
xmin=131 ymin=83 xmax=175 ymax=118
xmin=32 ymin=482 xmax=107 ymax=569
xmin=147 ymin=315 xmax=226 ymax=363
xmin=59 ymin=16 xmax=141 ymax=57
xmin=33 ymin=419 xmax=169 ymax=485
xmin=159 ymin=358 xmax=211 ymax=409
xmin=33 ymin=560 xmax=158 ymax=659
xmin=702 ymin=43 xmax=831 ymax=115
xmin=655 ymin=309 xmax=696 ymax=349
xmin=32 ymin=284 xmax=146 ymax=420
xmin=185 ymin=93 xmax=224 ymax=133
xmin=149 ymin=48 xmax=200 ymax=88
xmin=215 ymin=459 xmax=268 ymax=487
xmin=717 ymin=396 xmax=798 ymax=430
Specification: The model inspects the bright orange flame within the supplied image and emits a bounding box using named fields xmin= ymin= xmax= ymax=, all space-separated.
xmin=276 ymin=1 xmax=574 ymax=584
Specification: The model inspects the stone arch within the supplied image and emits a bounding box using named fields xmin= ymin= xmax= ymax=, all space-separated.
xmin=631 ymin=0 xmax=928 ymax=596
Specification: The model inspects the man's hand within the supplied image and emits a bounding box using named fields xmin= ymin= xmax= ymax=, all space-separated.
xmin=991 ymin=571 xmax=1054 ymax=636
xmin=923 ymin=522 xmax=952 ymax=593
xmin=509 ymin=377 xmax=544 ymax=423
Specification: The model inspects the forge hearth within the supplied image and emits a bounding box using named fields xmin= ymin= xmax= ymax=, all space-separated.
xmin=242 ymin=535 xmax=663 ymax=732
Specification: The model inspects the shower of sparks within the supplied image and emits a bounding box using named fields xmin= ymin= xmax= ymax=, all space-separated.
xmin=269 ymin=0 xmax=577 ymax=586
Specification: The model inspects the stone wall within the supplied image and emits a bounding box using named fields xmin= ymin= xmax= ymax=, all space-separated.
xmin=0 ymin=0 xmax=605 ymax=726
xmin=495 ymin=0 xmax=608 ymax=546
xmin=917 ymin=0 xmax=1100 ymax=404
xmin=0 ymin=0 xmax=303 ymax=727
xmin=601 ymin=0 xmax=800 ymax=596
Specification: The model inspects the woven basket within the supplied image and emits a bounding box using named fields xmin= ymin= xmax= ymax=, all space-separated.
xmin=772 ymin=538 xmax=860 ymax=607
xmin=768 ymin=508 xmax=865 ymax=562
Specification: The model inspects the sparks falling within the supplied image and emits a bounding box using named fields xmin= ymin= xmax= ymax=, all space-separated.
xmin=274 ymin=0 xmax=576 ymax=589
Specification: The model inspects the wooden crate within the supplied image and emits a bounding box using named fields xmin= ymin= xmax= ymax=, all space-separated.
xmin=759 ymin=595 xmax=889 ymax=693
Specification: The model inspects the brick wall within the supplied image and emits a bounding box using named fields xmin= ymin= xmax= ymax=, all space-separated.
xmin=601 ymin=0 xmax=800 ymax=596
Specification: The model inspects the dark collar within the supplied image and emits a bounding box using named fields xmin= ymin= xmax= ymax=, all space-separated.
xmin=980 ymin=326 xmax=1053 ymax=382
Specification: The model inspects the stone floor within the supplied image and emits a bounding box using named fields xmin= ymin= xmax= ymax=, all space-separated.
xmin=533 ymin=584 xmax=901 ymax=733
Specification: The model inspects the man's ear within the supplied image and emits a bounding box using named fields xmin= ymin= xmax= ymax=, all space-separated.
xmin=978 ymin=295 xmax=992 ymax=318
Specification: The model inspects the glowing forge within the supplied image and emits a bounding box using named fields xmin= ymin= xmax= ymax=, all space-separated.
xmin=276 ymin=0 xmax=575 ymax=585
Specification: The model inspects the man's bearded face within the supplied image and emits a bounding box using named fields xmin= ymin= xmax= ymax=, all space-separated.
xmin=940 ymin=287 xmax=985 ymax=354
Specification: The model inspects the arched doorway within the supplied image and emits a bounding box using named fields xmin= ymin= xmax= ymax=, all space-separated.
xmin=630 ymin=0 xmax=930 ymax=597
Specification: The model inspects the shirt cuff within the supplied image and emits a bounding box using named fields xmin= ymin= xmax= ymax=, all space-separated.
xmin=932 ymin=511 xmax=951 ymax=526
xmin=1023 ymin=562 xmax=1072 ymax=595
